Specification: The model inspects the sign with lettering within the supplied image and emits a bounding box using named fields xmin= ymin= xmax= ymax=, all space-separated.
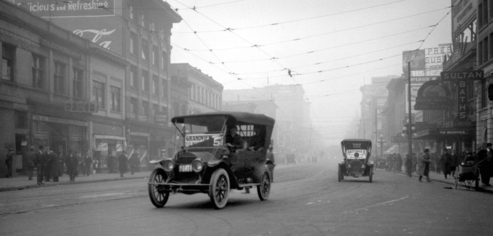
xmin=14 ymin=0 xmax=123 ymax=55
xmin=456 ymin=80 xmax=469 ymax=122
xmin=452 ymin=0 xmax=476 ymax=36
xmin=441 ymin=71 xmax=484 ymax=81
xmin=33 ymin=115 xmax=88 ymax=126
xmin=185 ymin=134 xmax=223 ymax=147
xmin=64 ymin=101 xmax=98 ymax=113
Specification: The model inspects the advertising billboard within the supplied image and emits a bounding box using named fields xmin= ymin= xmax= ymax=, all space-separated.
xmin=13 ymin=0 xmax=124 ymax=55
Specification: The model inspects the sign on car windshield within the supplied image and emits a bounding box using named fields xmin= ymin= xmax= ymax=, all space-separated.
xmin=346 ymin=149 xmax=367 ymax=159
xmin=185 ymin=134 xmax=223 ymax=147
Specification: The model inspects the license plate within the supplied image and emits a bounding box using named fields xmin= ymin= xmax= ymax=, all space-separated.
xmin=179 ymin=164 xmax=192 ymax=172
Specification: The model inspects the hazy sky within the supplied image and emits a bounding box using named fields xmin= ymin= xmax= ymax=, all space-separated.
xmin=164 ymin=0 xmax=452 ymax=140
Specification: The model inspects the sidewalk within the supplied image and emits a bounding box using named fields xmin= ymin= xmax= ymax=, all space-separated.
xmin=0 ymin=171 xmax=151 ymax=192
xmin=383 ymin=168 xmax=493 ymax=193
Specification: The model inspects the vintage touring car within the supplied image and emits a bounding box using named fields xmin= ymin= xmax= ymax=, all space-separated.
xmin=148 ymin=112 xmax=276 ymax=209
xmin=338 ymin=139 xmax=374 ymax=182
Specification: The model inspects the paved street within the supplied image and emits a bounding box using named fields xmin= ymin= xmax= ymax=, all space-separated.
xmin=1 ymin=161 xmax=492 ymax=236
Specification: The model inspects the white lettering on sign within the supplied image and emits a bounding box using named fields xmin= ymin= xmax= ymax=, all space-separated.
xmin=185 ymin=134 xmax=223 ymax=147
xmin=73 ymin=29 xmax=115 ymax=49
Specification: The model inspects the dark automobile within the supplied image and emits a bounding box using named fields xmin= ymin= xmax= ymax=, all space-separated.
xmin=338 ymin=139 xmax=374 ymax=182
xmin=286 ymin=154 xmax=296 ymax=164
xmin=148 ymin=112 xmax=276 ymax=209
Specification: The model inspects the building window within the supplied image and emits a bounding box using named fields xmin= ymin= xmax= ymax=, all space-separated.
xmin=2 ymin=44 xmax=15 ymax=81
xmin=73 ymin=68 xmax=83 ymax=99
xmin=152 ymin=46 xmax=158 ymax=66
xmin=54 ymin=62 xmax=66 ymax=94
xmin=130 ymin=33 xmax=138 ymax=55
xmin=162 ymin=51 xmax=168 ymax=71
xmin=479 ymin=3 xmax=484 ymax=28
xmin=152 ymin=75 xmax=159 ymax=95
xmin=162 ymin=79 xmax=168 ymax=98
xmin=32 ymin=54 xmax=45 ymax=89
xmin=130 ymin=66 xmax=137 ymax=88
xmin=93 ymin=81 xmax=105 ymax=109
xmin=142 ymin=70 xmax=149 ymax=92
xmin=141 ymin=14 xmax=145 ymax=27
xmin=110 ymin=86 xmax=121 ymax=112
xmin=153 ymin=104 xmax=159 ymax=117
xmin=142 ymin=101 xmax=149 ymax=118
xmin=129 ymin=6 xmax=133 ymax=19
xmin=142 ymin=39 xmax=149 ymax=60
xmin=15 ymin=111 xmax=27 ymax=129
xmin=150 ymin=22 xmax=155 ymax=32
xmin=130 ymin=97 xmax=138 ymax=114
xmin=483 ymin=0 xmax=489 ymax=27
xmin=479 ymin=41 xmax=484 ymax=65
xmin=485 ymin=37 xmax=490 ymax=63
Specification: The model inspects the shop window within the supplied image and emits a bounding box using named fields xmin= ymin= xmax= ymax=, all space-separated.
xmin=14 ymin=111 xmax=27 ymax=129
xmin=73 ymin=68 xmax=83 ymax=99
xmin=110 ymin=86 xmax=121 ymax=112
xmin=54 ymin=61 xmax=66 ymax=94
xmin=2 ymin=44 xmax=15 ymax=81
xmin=93 ymin=81 xmax=105 ymax=109
xmin=32 ymin=54 xmax=45 ymax=89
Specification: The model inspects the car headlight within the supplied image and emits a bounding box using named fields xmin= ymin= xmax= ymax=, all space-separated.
xmin=192 ymin=160 xmax=204 ymax=172
xmin=163 ymin=160 xmax=175 ymax=172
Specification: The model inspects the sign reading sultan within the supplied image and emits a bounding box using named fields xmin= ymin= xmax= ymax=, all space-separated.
xmin=441 ymin=70 xmax=484 ymax=81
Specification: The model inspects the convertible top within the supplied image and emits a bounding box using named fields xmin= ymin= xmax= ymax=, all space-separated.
xmin=171 ymin=112 xmax=275 ymax=126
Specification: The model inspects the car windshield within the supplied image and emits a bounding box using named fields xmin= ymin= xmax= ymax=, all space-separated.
xmin=176 ymin=116 xmax=227 ymax=148
xmin=346 ymin=149 xmax=367 ymax=159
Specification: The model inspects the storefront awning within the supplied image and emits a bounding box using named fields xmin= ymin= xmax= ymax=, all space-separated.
xmin=414 ymin=128 xmax=475 ymax=140
xmin=384 ymin=144 xmax=399 ymax=154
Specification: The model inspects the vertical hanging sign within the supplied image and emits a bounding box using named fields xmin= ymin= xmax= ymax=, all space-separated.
xmin=456 ymin=79 xmax=468 ymax=122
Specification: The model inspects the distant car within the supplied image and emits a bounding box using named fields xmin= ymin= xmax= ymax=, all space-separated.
xmin=338 ymin=139 xmax=374 ymax=183
xmin=286 ymin=154 xmax=296 ymax=164
xmin=148 ymin=112 xmax=276 ymax=209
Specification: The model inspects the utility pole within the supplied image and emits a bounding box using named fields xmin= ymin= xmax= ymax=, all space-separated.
xmin=407 ymin=61 xmax=413 ymax=159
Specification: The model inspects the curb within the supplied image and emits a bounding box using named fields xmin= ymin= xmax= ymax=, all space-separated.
xmin=376 ymin=168 xmax=493 ymax=194
xmin=0 ymin=174 xmax=149 ymax=193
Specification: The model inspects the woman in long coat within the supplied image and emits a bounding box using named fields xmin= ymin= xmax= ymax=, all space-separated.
xmin=417 ymin=149 xmax=431 ymax=182
xmin=118 ymin=151 xmax=128 ymax=177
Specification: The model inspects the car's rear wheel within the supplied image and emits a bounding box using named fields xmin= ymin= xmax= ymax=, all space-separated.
xmin=148 ymin=169 xmax=169 ymax=208
xmin=338 ymin=165 xmax=343 ymax=182
xmin=209 ymin=168 xmax=230 ymax=209
xmin=257 ymin=172 xmax=271 ymax=201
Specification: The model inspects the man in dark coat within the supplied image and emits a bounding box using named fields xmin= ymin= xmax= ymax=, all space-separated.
xmin=480 ymin=143 xmax=492 ymax=186
xmin=129 ymin=153 xmax=139 ymax=175
xmin=48 ymin=148 xmax=59 ymax=182
xmin=35 ymin=146 xmax=46 ymax=185
xmin=66 ymin=150 xmax=78 ymax=182
xmin=442 ymin=149 xmax=452 ymax=179
xmin=5 ymin=148 xmax=14 ymax=178
xmin=44 ymin=147 xmax=53 ymax=182
xmin=26 ymin=146 xmax=35 ymax=180
xmin=118 ymin=151 xmax=128 ymax=177
xmin=84 ymin=153 xmax=93 ymax=176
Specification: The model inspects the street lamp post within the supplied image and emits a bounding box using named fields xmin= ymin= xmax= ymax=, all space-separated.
xmin=378 ymin=135 xmax=386 ymax=158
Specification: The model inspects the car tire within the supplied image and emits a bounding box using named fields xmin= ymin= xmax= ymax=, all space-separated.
xmin=148 ymin=169 xmax=169 ymax=208
xmin=338 ymin=165 xmax=343 ymax=182
xmin=369 ymin=166 xmax=373 ymax=183
xmin=257 ymin=172 xmax=271 ymax=201
xmin=209 ymin=168 xmax=230 ymax=209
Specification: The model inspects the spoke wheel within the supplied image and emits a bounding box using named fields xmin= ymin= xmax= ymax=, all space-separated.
xmin=257 ymin=172 xmax=271 ymax=201
xmin=148 ymin=169 xmax=169 ymax=208
xmin=209 ymin=168 xmax=230 ymax=209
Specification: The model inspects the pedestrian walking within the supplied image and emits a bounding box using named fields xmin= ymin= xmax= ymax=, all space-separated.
xmin=84 ymin=153 xmax=93 ymax=176
xmin=129 ymin=153 xmax=139 ymax=175
xmin=44 ymin=148 xmax=53 ymax=182
xmin=26 ymin=146 xmax=35 ymax=180
xmin=118 ymin=151 xmax=128 ymax=177
xmin=35 ymin=146 xmax=46 ymax=185
xmin=418 ymin=149 xmax=431 ymax=182
xmin=66 ymin=150 xmax=78 ymax=182
xmin=479 ymin=143 xmax=492 ymax=186
xmin=48 ymin=148 xmax=59 ymax=182
xmin=5 ymin=148 xmax=14 ymax=178
xmin=441 ymin=149 xmax=453 ymax=179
